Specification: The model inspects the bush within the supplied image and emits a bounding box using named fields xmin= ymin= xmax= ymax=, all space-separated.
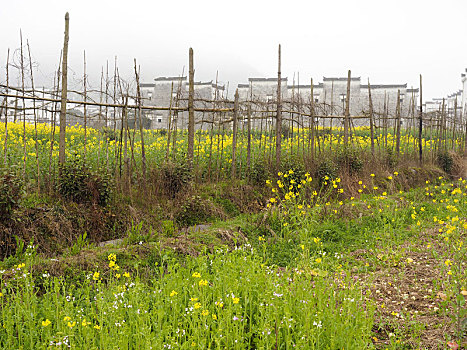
xmin=385 ymin=147 xmax=397 ymax=169
xmin=249 ymin=159 xmax=271 ymax=186
xmin=280 ymin=156 xmax=306 ymax=192
xmin=336 ymin=147 xmax=364 ymax=175
xmin=162 ymin=161 xmax=193 ymax=198
xmin=316 ymin=158 xmax=339 ymax=186
xmin=437 ymin=151 xmax=454 ymax=174
xmin=56 ymin=158 xmax=112 ymax=206
xmin=175 ymin=196 xmax=213 ymax=227
xmin=0 ymin=167 xmax=23 ymax=221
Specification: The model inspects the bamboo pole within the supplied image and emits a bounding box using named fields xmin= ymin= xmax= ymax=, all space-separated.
xmin=134 ymin=59 xmax=146 ymax=182
xmin=275 ymin=44 xmax=282 ymax=171
xmin=27 ymin=40 xmax=40 ymax=193
xmin=231 ymin=89 xmax=239 ymax=178
xmin=395 ymin=89 xmax=401 ymax=155
xmin=187 ymin=48 xmax=195 ymax=165
xmin=418 ymin=74 xmax=423 ymax=163
xmin=58 ymin=12 xmax=69 ymax=167
xmin=367 ymin=79 xmax=375 ymax=156
xmin=3 ymin=49 xmax=9 ymax=165
xmin=344 ymin=70 xmax=351 ymax=148
xmin=83 ymin=50 xmax=87 ymax=162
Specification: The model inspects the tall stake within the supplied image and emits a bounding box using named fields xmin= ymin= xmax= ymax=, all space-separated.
xmin=418 ymin=74 xmax=423 ymax=163
xmin=83 ymin=50 xmax=87 ymax=162
xmin=395 ymin=89 xmax=401 ymax=155
xmin=231 ymin=89 xmax=239 ymax=178
xmin=134 ymin=59 xmax=146 ymax=182
xmin=367 ymin=79 xmax=375 ymax=156
xmin=3 ymin=49 xmax=9 ymax=166
xmin=187 ymin=48 xmax=195 ymax=165
xmin=344 ymin=70 xmax=351 ymax=148
xmin=27 ymin=40 xmax=40 ymax=193
xmin=59 ymin=12 xmax=69 ymax=167
xmin=275 ymin=44 xmax=282 ymax=171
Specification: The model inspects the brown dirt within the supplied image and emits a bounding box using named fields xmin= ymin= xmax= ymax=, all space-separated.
xmin=355 ymin=228 xmax=464 ymax=349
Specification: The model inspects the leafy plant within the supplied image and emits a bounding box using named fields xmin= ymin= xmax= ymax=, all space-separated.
xmin=0 ymin=167 xmax=23 ymax=221
xmin=161 ymin=161 xmax=193 ymax=198
xmin=56 ymin=158 xmax=112 ymax=206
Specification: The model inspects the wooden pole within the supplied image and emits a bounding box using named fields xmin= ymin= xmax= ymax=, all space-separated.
xmin=367 ymin=79 xmax=375 ymax=156
xmin=275 ymin=44 xmax=282 ymax=171
xmin=395 ymin=89 xmax=401 ymax=155
xmin=134 ymin=59 xmax=146 ymax=182
xmin=83 ymin=50 xmax=87 ymax=162
xmin=3 ymin=49 xmax=9 ymax=166
xmin=418 ymin=74 xmax=423 ymax=163
xmin=27 ymin=40 xmax=40 ymax=193
xmin=59 ymin=12 xmax=69 ymax=166
xmin=309 ymin=78 xmax=315 ymax=161
xmin=344 ymin=70 xmax=351 ymax=148
xmin=187 ymin=48 xmax=195 ymax=165
xmin=231 ymin=89 xmax=239 ymax=178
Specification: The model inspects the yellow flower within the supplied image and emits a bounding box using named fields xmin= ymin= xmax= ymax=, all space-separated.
xmin=94 ymin=324 xmax=101 ymax=330
xmin=170 ymin=290 xmax=178 ymax=297
xmin=81 ymin=318 xmax=91 ymax=327
xmin=232 ymin=297 xmax=240 ymax=304
xmin=269 ymin=198 xmax=276 ymax=203
xmin=67 ymin=321 xmax=76 ymax=328
xmin=201 ymin=309 xmax=209 ymax=316
xmin=63 ymin=316 xmax=71 ymax=322
xmin=370 ymin=173 xmax=375 ymax=177
xmin=315 ymin=258 xmax=322 ymax=263
xmin=0 ymin=293 xmax=3 ymax=297
xmin=194 ymin=302 xmax=201 ymax=309
xmin=42 ymin=319 xmax=51 ymax=327
xmin=445 ymin=259 xmax=452 ymax=266
xmin=388 ymin=176 xmax=393 ymax=180
xmin=123 ymin=272 xmax=130 ymax=278
xmin=115 ymin=273 xmax=121 ymax=279
xmin=212 ymin=314 xmax=217 ymax=320
xmin=92 ymin=272 xmax=100 ymax=281
xmin=192 ymin=272 xmax=201 ymax=278
xmin=190 ymin=297 xmax=198 ymax=302
xmin=406 ymin=258 xmax=413 ymax=264
xmin=108 ymin=253 xmax=116 ymax=261
xmin=199 ymin=279 xmax=208 ymax=287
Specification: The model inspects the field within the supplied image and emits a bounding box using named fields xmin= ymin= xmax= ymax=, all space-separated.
xmin=0 ymin=122 xmax=466 ymax=349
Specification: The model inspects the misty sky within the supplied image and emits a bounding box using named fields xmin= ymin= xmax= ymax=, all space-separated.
xmin=1 ymin=0 xmax=467 ymax=101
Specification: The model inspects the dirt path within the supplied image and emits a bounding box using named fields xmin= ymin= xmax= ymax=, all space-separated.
xmin=355 ymin=228 xmax=461 ymax=349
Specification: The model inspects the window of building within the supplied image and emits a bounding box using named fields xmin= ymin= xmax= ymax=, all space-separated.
xmin=266 ymin=94 xmax=273 ymax=102
xmin=147 ymin=91 xmax=153 ymax=99
xmin=157 ymin=118 xmax=162 ymax=123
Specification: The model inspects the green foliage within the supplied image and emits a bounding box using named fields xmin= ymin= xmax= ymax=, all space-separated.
xmin=56 ymin=158 xmax=112 ymax=206
xmin=160 ymin=220 xmax=176 ymax=237
xmin=175 ymin=195 xmax=214 ymax=227
xmin=436 ymin=151 xmax=454 ymax=174
xmin=385 ymin=147 xmax=397 ymax=169
xmin=161 ymin=161 xmax=193 ymax=198
xmin=69 ymin=232 xmax=88 ymax=256
xmin=249 ymin=159 xmax=270 ymax=186
xmin=316 ymin=158 xmax=339 ymax=185
xmin=0 ymin=167 xmax=23 ymax=221
xmin=336 ymin=147 xmax=364 ymax=175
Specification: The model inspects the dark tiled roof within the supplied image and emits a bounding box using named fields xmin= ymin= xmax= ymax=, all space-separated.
xmin=140 ymin=83 xmax=155 ymax=87
xmin=287 ymin=84 xmax=323 ymax=89
xmin=364 ymin=84 xmax=407 ymax=89
xmin=248 ymin=77 xmax=288 ymax=82
xmin=323 ymin=77 xmax=360 ymax=82
xmin=238 ymin=84 xmax=250 ymax=88
xmin=154 ymin=76 xmax=187 ymax=81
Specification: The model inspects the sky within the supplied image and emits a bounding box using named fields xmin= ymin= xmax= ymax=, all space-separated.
xmin=1 ymin=0 xmax=467 ymax=101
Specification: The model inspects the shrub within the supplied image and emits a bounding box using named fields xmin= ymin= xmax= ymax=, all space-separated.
xmin=280 ymin=156 xmax=306 ymax=192
xmin=385 ymin=147 xmax=397 ymax=169
xmin=316 ymin=158 xmax=339 ymax=186
xmin=0 ymin=167 xmax=23 ymax=221
xmin=437 ymin=151 xmax=454 ymax=174
xmin=336 ymin=147 xmax=364 ymax=175
xmin=161 ymin=161 xmax=193 ymax=198
xmin=249 ymin=159 xmax=271 ymax=186
xmin=56 ymin=158 xmax=112 ymax=206
xmin=175 ymin=196 xmax=213 ymax=227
